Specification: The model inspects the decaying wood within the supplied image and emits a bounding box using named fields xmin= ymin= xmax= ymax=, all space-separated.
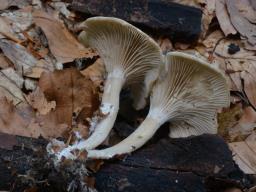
xmin=71 ymin=0 xmax=202 ymax=43
xmin=95 ymin=134 xmax=254 ymax=192
xmin=0 ymin=133 xmax=253 ymax=191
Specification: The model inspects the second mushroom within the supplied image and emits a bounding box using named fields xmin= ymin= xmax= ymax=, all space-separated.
xmin=86 ymin=52 xmax=230 ymax=159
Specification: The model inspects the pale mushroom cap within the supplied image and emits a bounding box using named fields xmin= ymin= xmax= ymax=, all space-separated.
xmin=149 ymin=52 xmax=230 ymax=138
xmin=80 ymin=16 xmax=163 ymax=84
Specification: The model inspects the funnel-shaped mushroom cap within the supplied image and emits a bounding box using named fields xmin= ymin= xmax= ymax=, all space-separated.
xmin=80 ymin=17 xmax=162 ymax=84
xmin=150 ymin=52 xmax=230 ymax=138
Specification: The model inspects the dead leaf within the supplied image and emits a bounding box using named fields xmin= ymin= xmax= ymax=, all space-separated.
xmin=234 ymin=0 xmax=256 ymax=23
xmin=0 ymin=97 xmax=36 ymax=137
xmin=1 ymin=6 xmax=33 ymax=33
xmin=80 ymin=59 xmax=105 ymax=87
xmin=0 ymin=69 xmax=25 ymax=105
xmin=0 ymin=17 xmax=21 ymax=43
xmin=24 ymin=78 xmax=37 ymax=91
xmin=241 ymin=71 xmax=256 ymax=108
xmin=174 ymin=42 xmax=191 ymax=50
xmin=202 ymin=30 xmax=224 ymax=48
xmin=33 ymin=10 xmax=96 ymax=63
xmin=37 ymin=68 xmax=99 ymax=128
xmin=226 ymin=0 xmax=256 ymax=45
xmin=1 ymin=68 xmax=24 ymax=88
xmin=0 ymin=39 xmax=37 ymax=75
xmin=229 ymin=131 xmax=256 ymax=174
xmin=218 ymin=104 xmax=243 ymax=139
xmin=0 ymin=96 xmax=68 ymax=139
xmin=0 ymin=39 xmax=53 ymax=77
xmin=215 ymin=0 xmax=237 ymax=36
xmin=27 ymin=87 xmax=56 ymax=115
xmin=0 ymin=53 xmax=12 ymax=69
xmin=200 ymin=0 xmax=216 ymax=37
xmin=0 ymin=0 xmax=31 ymax=10
xmin=49 ymin=2 xmax=75 ymax=19
xmin=157 ymin=37 xmax=173 ymax=54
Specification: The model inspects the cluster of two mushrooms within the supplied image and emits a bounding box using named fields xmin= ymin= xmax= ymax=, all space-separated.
xmin=49 ymin=17 xmax=230 ymax=160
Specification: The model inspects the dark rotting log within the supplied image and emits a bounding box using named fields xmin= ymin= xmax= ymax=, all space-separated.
xmin=95 ymin=135 xmax=253 ymax=192
xmin=71 ymin=0 xmax=202 ymax=43
xmin=0 ymin=133 xmax=254 ymax=191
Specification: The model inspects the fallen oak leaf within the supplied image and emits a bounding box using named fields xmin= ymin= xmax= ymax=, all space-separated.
xmin=0 ymin=53 xmax=12 ymax=69
xmin=33 ymin=10 xmax=97 ymax=63
xmin=234 ymin=0 xmax=256 ymax=23
xmin=26 ymin=87 xmax=56 ymax=115
xmin=0 ymin=39 xmax=54 ymax=78
xmin=80 ymin=58 xmax=105 ymax=88
xmin=37 ymin=68 xmax=99 ymax=129
xmin=226 ymin=0 xmax=256 ymax=45
xmin=0 ymin=17 xmax=22 ymax=43
xmin=215 ymin=0 xmax=237 ymax=36
xmin=0 ymin=96 xmax=67 ymax=139
xmin=0 ymin=69 xmax=25 ymax=105
xmin=0 ymin=97 xmax=37 ymax=137
xmin=1 ymin=67 xmax=24 ymax=89
xmin=229 ymin=131 xmax=256 ymax=174
xmin=1 ymin=6 xmax=33 ymax=33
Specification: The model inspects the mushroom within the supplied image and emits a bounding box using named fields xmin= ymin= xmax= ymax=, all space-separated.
xmin=86 ymin=51 xmax=230 ymax=159
xmin=55 ymin=17 xmax=163 ymax=160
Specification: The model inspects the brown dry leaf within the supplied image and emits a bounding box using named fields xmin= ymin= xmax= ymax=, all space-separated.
xmin=229 ymin=131 xmax=256 ymax=174
xmin=218 ymin=104 xmax=243 ymax=139
xmin=202 ymin=30 xmax=224 ymax=48
xmin=0 ymin=39 xmax=53 ymax=77
xmin=0 ymin=17 xmax=21 ymax=43
xmin=2 ymin=6 xmax=33 ymax=33
xmin=174 ymin=42 xmax=190 ymax=50
xmin=37 ymin=68 xmax=99 ymax=129
xmin=0 ymin=69 xmax=25 ymax=105
xmin=0 ymin=53 xmax=12 ymax=69
xmin=241 ymin=70 xmax=256 ymax=108
xmin=0 ymin=97 xmax=37 ymax=137
xmin=27 ymin=87 xmax=56 ymax=115
xmin=0 ymin=0 xmax=31 ymax=10
xmin=234 ymin=0 xmax=256 ymax=23
xmin=215 ymin=0 xmax=237 ymax=36
xmin=226 ymin=0 xmax=256 ymax=45
xmin=80 ymin=59 xmax=105 ymax=87
xmin=157 ymin=37 xmax=173 ymax=54
xmin=213 ymin=39 xmax=256 ymax=106
xmin=0 ymin=96 xmax=67 ymax=139
xmin=49 ymin=2 xmax=75 ymax=19
xmin=201 ymin=0 xmax=216 ymax=37
xmin=251 ymin=0 xmax=256 ymax=10
xmin=228 ymin=106 xmax=256 ymax=142
xmin=33 ymin=10 xmax=96 ymax=63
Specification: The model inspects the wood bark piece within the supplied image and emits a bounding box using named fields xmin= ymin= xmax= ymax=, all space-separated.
xmin=95 ymin=135 xmax=253 ymax=192
xmin=0 ymin=134 xmax=253 ymax=191
xmin=71 ymin=0 xmax=202 ymax=43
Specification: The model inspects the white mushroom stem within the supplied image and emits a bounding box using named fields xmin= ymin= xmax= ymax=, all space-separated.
xmin=56 ymin=73 xmax=125 ymax=160
xmin=79 ymin=74 xmax=125 ymax=150
xmin=87 ymin=112 xmax=163 ymax=159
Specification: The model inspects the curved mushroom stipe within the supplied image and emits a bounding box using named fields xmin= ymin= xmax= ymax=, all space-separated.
xmin=55 ymin=17 xmax=162 ymax=160
xmin=86 ymin=52 xmax=230 ymax=159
